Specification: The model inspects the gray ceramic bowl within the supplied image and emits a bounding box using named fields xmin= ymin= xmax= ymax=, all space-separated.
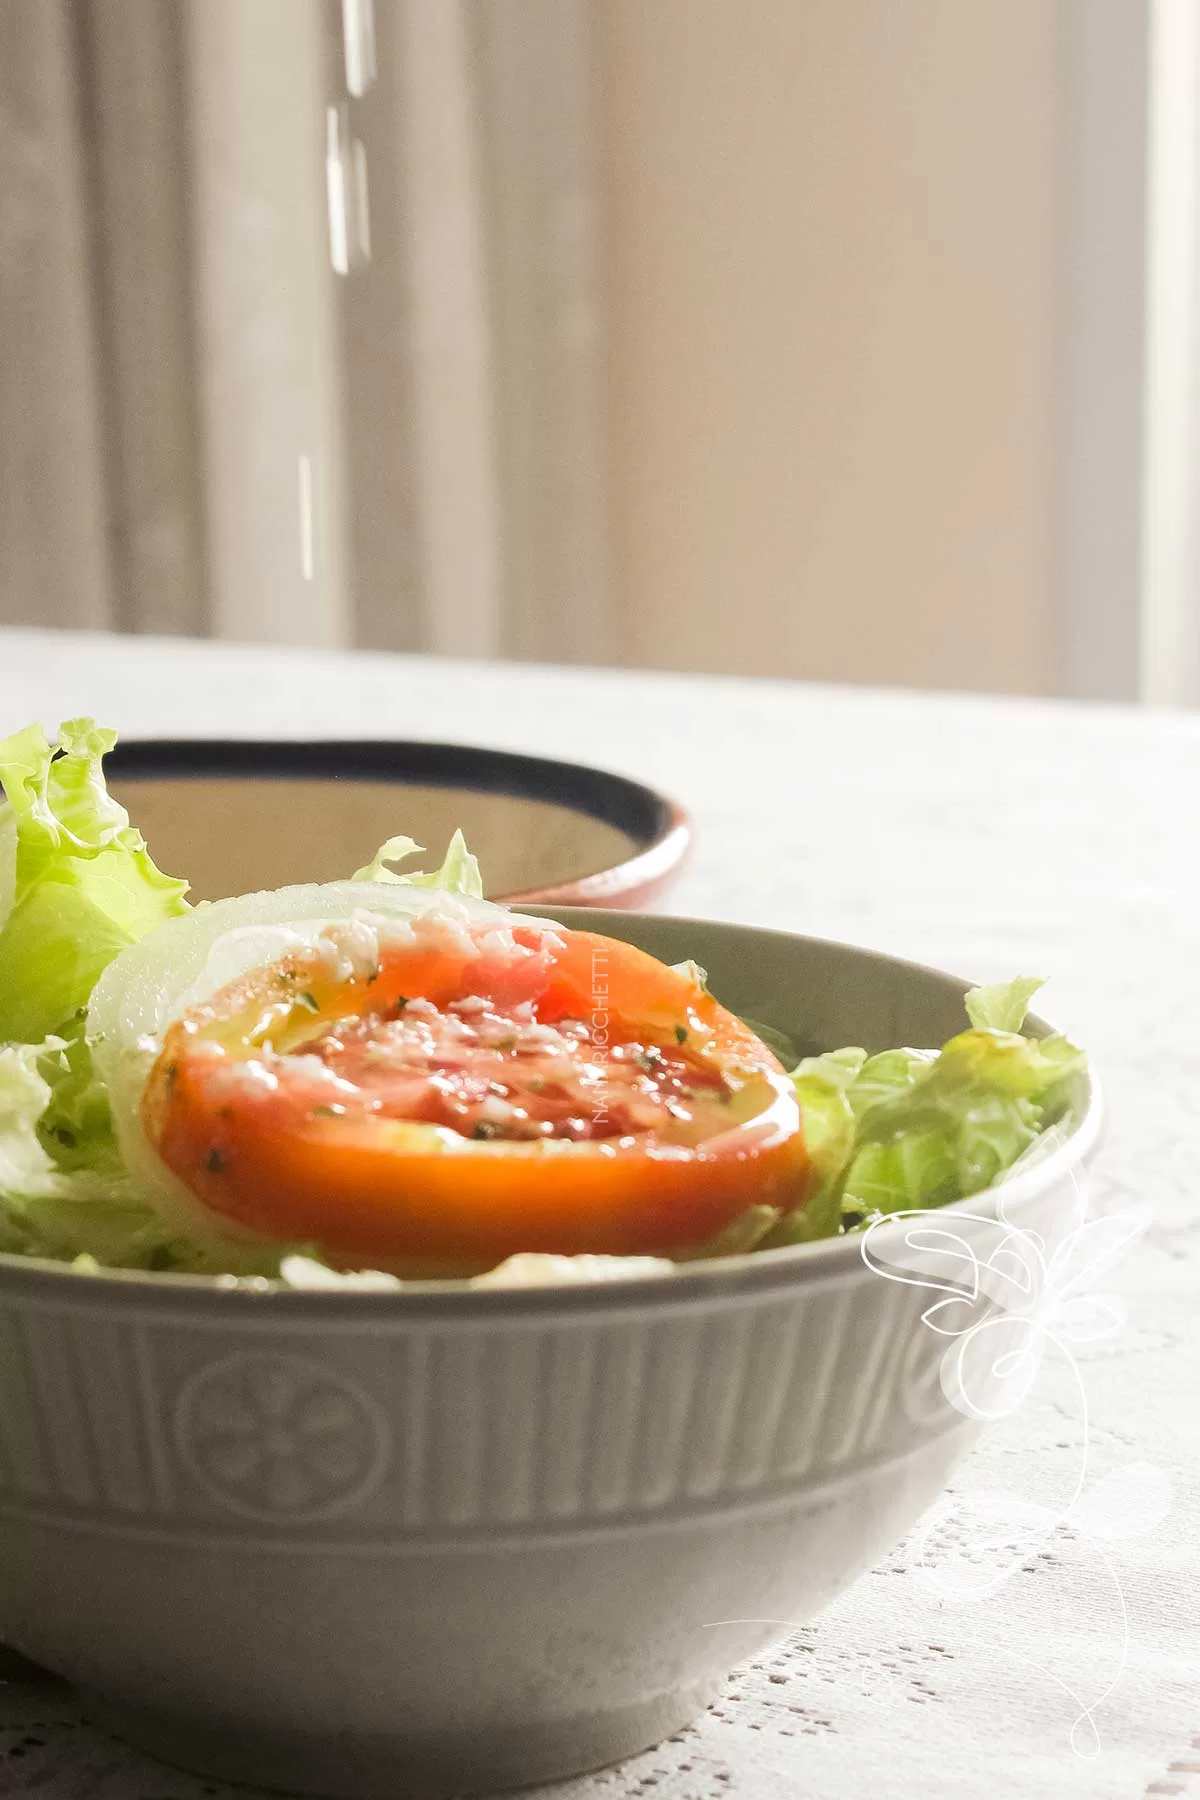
xmin=0 ymin=912 xmax=1099 ymax=1798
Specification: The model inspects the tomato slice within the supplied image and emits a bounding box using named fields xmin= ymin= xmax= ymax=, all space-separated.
xmin=143 ymin=914 xmax=808 ymax=1268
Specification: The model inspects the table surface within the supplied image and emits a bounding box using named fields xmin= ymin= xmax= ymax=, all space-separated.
xmin=0 ymin=627 xmax=1197 ymax=1800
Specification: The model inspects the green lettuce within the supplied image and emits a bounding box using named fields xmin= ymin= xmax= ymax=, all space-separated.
xmin=772 ymin=978 xmax=1085 ymax=1242
xmin=964 ymin=976 xmax=1045 ymax=1033
xmin=35 ymin=1009 xmax=120 ymax=1174
xmin=0 ymin=720 xmax=189 ymax=1044
xmin=351 ymin=829 xmax=483 ymax=897
xmin=0 ymin=722 xmax=272 ymax=1269
xmin=0 ymin=718 xmax=191 ymax=1249
xmin=0 ymin=1043 xmax=59 ymax=1204
xmin=758 ymin=1049 xmax=859 ymax=1242
xmin=843 ymin=1047 xmax=934 ymax=1119
xmin=0 ymin=1041 xmax=170 ymax=1266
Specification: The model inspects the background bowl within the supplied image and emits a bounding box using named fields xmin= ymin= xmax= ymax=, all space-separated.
xmin=0 ymin=912 xmax=1098 ymax=1798
xmin=104 ymin=738 xmax=690 ymax=908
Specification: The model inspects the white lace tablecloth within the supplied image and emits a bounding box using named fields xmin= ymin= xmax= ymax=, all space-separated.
xmin=0 ymin=628 xmax=1197 ymax=1800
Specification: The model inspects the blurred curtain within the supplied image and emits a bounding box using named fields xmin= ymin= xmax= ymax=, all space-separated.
xmin=0 ymin=0 xmax=611 ymax=662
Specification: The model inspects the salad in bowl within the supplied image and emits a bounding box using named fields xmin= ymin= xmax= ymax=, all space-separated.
xmin=0 ymin=718 xmax=1101 ymax=1797
xmin=0 ymin=719 xmax=1087 ymax=1288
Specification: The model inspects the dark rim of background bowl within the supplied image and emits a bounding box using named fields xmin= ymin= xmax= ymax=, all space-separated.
xmin=103 ymin=738 xmax=691 ymax=905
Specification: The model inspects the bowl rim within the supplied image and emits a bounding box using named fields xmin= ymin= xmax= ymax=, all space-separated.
xmin=101 ymin=736 xmax=692 ymax=908
xmin=0 ymin=913 xmax=1102 ymax=1317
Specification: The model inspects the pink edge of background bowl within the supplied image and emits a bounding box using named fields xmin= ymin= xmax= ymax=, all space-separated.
xmin=499 ymin=802 xmax=692 ymax=910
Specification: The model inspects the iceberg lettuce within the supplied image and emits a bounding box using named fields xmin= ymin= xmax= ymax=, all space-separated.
xmin=0 ymin=719 xmax=189 ymax=1044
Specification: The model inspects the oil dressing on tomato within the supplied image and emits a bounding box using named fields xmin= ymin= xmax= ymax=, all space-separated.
xmin=143 ymin=913 xmax=808 ymax=1268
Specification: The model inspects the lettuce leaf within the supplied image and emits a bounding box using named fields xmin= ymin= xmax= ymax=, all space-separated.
xmin=760 ymin=1051 xmax=862 ymax=1248
xmin=780 ymin=978 xmax=1084 ymax=1241
xmin=0 ymin=1043 xmax=60 ymax=1202
xmin=842 ymin=1027 xmax=1083 ymax=1216
xmin=35 ymin=1009 xmax=120 ymax=1174
xmin=0 ymin=720 xmax=189 ymax=1043
xmin=350 ymin=828 xmax=483 ymax=897
xmin=964 ymin=976 xmax=1044 ymax=1033
xmin=0 ymin=1041 xmax=168 ymax=1266
xmin=794 ymin=1046 xmax=867 ymax=1090
xmin=771 ymin=1077 xmax=856 ymax=1244
xmin=843 ymin=1047 xmax=934 ymax=1118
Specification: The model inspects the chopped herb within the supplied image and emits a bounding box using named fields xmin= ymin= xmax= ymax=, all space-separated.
xmin=471 ymin=1121 xmax=499 ymax=1141
xmin=296 ymin=992 xmax=320 ymax=1013
xmin=366 ymin=967 xmax=381 ymax=985
xmin=392 ymin=996 xmax=410 ymax=1014
xmin=638 ymin=1046 xmax=664 ymax=1071
xmin=674 ymin=1025 xmax=688 ymax=1045
xmin=206 ymin=1148 xmax=226 ymax=1175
